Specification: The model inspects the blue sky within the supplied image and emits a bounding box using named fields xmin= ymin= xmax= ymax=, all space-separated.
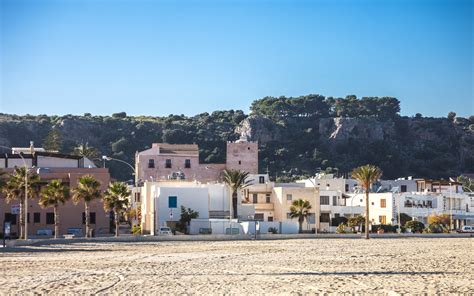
xmin=0 ymin=0 xmax=472 ymax=117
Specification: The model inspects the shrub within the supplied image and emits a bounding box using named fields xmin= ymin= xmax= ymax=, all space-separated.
xmin=268 ymin=227 xmax=278 ymax=234
xmin=404 ymin=220 xmax=425 ymax=233
xmin=336 ymin=223 xmax=346 ymax=234
xmin=331 ymin=216 xmax=348 ymax=227
xmin=132 ymin=224 xmax=141 ymax=235
xmin=428 ymin=214 xmax=450 ymax=227
xmin=372 ymin=224 xmax=398 ymax=233
xmin=347 ymin=215 xmax=365 ymax=231
xmin=427 ymin=223 xmax=446 ymax=233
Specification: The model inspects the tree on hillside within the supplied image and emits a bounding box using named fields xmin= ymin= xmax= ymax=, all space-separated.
xmin=43 ymin=129 xmax=63 ymax=152
xmin=351 ymin=164 xmax=382 ymax=239
xmin=73 ymin=142 xmax=100 ymax=159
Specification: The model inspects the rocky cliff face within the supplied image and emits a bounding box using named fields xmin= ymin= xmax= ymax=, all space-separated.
xmin=235 ymin=114 xmax=474 ymax=179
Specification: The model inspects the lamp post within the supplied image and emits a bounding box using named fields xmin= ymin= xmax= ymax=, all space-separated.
xmin=390 ymin=187 xmax=401 ymax=234
xmin=102 ymin=156 xmax=137 ymax=187
xmin=0 ymin=145 xmax=30 ymax=240
xmin=306 ymin=177 xmax=320 ymax=233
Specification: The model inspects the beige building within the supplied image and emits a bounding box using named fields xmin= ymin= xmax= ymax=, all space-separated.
xmin=135 ymin=138 xmax=258 ymax=183
xmin=0 ymin=151 xmax=111 ymax=238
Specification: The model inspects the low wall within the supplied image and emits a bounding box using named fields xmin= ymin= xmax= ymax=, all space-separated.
xmin=3 ymin=233 xmax=473 ymax=248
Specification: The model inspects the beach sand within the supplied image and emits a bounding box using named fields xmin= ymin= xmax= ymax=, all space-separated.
xmin=0 ymin=238 xmax=472 ymax=294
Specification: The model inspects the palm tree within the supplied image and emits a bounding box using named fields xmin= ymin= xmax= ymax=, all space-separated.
xmin=0 ymin=169 xmax=6 ymax=190
xmin=72 ymin=175 xmax=102 ymax=238
xmin=289 ymin=199 xmax=312 ymax=233
xmin=39 ymin=179 xmax=70 ymax=238
xmin=2 ymin=167 xmax=40 ymax=239
xmin=103 ymin=182 xmax=130 ymax=237
xmin=222 ymin=169 xmax=252 ymax=219
xmin=351 ymin=164 xmax=382 ymax=239
xmin=72 ymin=142 xmax=100 ymax=159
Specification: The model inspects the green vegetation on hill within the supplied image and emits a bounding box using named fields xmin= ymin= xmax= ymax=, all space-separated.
xmin=0 ymin=95 xmax=472 ymax=182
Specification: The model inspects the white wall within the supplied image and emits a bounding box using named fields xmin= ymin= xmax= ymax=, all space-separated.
xmin=208 ymin=184 xmax=230 ymax=212
xmin=155 ymin=187 xmax=209 ymax=228
xmin=37 ymin=156 xmax=79 ymax=168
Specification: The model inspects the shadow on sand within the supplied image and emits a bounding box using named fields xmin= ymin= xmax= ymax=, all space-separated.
xmin=0 ymin=246 xmax=111 ymax=253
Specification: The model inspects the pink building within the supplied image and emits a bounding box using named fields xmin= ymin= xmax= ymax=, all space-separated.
xmin=135 ymin=138 xmax=258 ymax=183
xmin=0 ymin=152 xmax=111 ymax=238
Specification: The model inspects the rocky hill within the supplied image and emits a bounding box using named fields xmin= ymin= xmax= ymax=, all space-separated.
xmin=1 ymin=95 xmax=473 ymax=181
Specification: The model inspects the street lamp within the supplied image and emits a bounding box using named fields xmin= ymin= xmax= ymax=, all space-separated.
xmin=390 ymin=187 xmax=401 ymax=234
xmin=102 ymin=156 xmax=137 ymax=186
xmin=0 ymin=145 xmax=30 ymax=240
xmin=306 ymin=177 xmax=320 ymax=233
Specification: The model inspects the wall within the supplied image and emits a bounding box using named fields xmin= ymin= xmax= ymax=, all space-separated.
xmin=0 ymin=168 xmax=111 ymax=237
xmin=36 ymin=156 xmax=79 ymax=168
xmin=225 ymin=141 xmax=258 ymax=174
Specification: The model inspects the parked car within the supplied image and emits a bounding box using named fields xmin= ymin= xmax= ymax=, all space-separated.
xmin=158 ymin=227 xmax=172 ymax=235
xmin=457 ymin=225 xmax=474 ymax=233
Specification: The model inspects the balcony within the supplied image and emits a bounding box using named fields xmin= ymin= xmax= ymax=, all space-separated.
xmin=254 ymin=203 xmax=274 ymax=211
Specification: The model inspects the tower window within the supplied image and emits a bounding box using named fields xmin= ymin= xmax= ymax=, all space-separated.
xmin=238 ymin=160 xmax=241 ymax=165
xmin=148 ymin=159 xmax=155 ymax=168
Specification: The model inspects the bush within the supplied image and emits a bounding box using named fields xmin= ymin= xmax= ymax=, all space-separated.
xmin=336 ymin=223 xmax=346 ymax=234
xmin=427 ymin=223 xmax=446 ymax=233
xmin=372 ymin=224 xmax=398 ymax=233
xmin=132 ymin=224 xmax=141 ymax=235
xmin=268 ymin=227 xmax=278 ymax=234
xmin=428 ymin=214 xmax=450 ymax=227
xmin=331 ymin=216 xmax=348 ymax=227
xmin=404 ymin=221 xmax=425 ymax=233
xmin=347 ymin=215 xmax=365 ymax=231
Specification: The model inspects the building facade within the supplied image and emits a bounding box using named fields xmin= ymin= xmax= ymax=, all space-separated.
xmin=0 ymin=151 xmax=111 ymax=237
xmin=135 ymin=139 xmax=258 ymax=184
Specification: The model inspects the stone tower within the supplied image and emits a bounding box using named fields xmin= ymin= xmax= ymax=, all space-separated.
xmin=226 ymin=136 xmax=258 ymax=174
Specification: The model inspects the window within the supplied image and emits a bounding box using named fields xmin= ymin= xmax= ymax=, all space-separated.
xmin=165 ymin=159 xmax=172 ymax=168
xmin=185 ymin=159 xmax=191 ymax=168
xmin=320 ymin=196 xmax=330 ymax=205
xmin=286 ymin=212 xmax=292 ymax=219
xmin=401 ymin=185 xmax=407 ymax=192
xmin=265 ymin=193 xmax=271 ymax=203
xmin=379 ymin=215 xmax=387 ymax=224
xmin=286 ymin=194 xmax=292 ymax=201
xmin=238 ymin=160 xmax=241 ymax=165
xmin=82 ymin=212 xmax=96 ymax=224
xmin=34 ymin=212 xmax=40 ymax=223
xmin=254 ymin=213 xmax=264 ymax=221
xmin=5 ymin=213 xmax=17 ymax=225
xmin=268 ymin=216 xmax=273 ymax=222
xmin=333 ymin=196 xmax=337 ymax=206
xmin=148 ymin=159 xmax=155 ymax=168
xmin=320 ymin=213 xmax=330 ymax=223
xmin=168 ymin=196 xmax=177 ymax=208
xmin=345 ymin=184 xmax=349 ymax=192
xmin=307 ymin=213 xmax=316 ymax=224
xmin=380 ymin=199 xmax=386 ymax=208
xmin=27 ymin=213 xmax=30 ymax=223
xmin=252 ymin=194 xmax=258 ymax=203
xmin=259 ymin=176 xmax=265 ymax=184
xmin=134 ymin=192 xmax=141 ymax=203
xmin=46 ymin=213 xmax=54 ymax=224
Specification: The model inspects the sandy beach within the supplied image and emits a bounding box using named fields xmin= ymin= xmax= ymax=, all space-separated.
xmin=0 ymin=238 xmax=472 ymax=294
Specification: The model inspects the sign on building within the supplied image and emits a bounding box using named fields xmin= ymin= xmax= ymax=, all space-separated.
xmin=11 ymin=204 xmax=20 ymax=215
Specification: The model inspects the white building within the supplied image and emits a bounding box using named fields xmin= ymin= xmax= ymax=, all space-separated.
xmin=140 ymin=181 xmax=228 ymax=235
